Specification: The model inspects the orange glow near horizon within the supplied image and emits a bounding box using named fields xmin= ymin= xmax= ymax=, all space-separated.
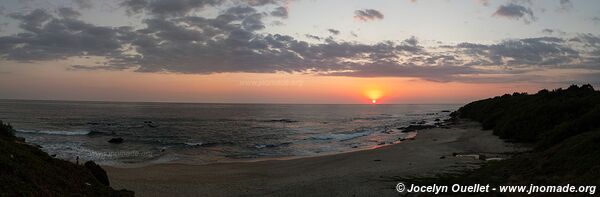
xmin=0 ymin=61 xmax=551 ymax=104
xmin=364 ymin=88 xmax=384 ymax=104
xmin=365 ymin=89 xmax=383 ymax=99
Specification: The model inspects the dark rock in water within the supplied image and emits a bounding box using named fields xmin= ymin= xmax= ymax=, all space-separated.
xmin=253 ymin=142 xmax=293 ymax=149
xmin=441 ymin=110 xmax=451 ymax=112
xmin=108 ymin=137 xmax=123 ymax=144
xmin=265 ymin=119 xmax=298 ymax=123
xmin=50 ymin=154 xmax=57 ymax=157
xmin=435 ymin=118 xmax=441 ymax=121
xmin=399 ymin=125 xmax=436 ymax=132
xmin=478 ymin=154 xmax=487 ymax=161
xmin=373 ymin=159 xmax=382 ymax=162
xmin=84 ymin=161 xmax=110 ymax=186
xmin=16 ymin=137 xmax=25 ymax=142
xmin=440 ymin=156 xmax=446 ymax=159
xmin=144 ymin=121 xmax=158 ymax=128
xmin=147 ymin=124 xmax=158 ymax=128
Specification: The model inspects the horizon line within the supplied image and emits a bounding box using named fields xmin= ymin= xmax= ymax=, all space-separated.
xmin=0 ymin=98 xmax=466 ymax=105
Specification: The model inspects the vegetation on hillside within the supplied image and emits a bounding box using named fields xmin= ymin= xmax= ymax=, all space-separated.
xmin=0 ymin=120 xmax=134 ymax=196
xmin=454 ymin=84 xmax=600 ymax=146
xmin=447 ymin=84 xmax=600 ymax=187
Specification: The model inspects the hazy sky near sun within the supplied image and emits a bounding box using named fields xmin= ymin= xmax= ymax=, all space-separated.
xmin=0 ymin=0 xmax=599 ymax=103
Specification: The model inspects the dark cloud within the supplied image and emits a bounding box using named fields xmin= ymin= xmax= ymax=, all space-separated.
xmin=242 ymin=0 xmax=282 ymax=6
xmin=8 ymin=9 xmax=53 ymax=33
xmin=270 ymin=6 xmax=288 ymax=18
xmin=324 ymin=63 xmax=483 ymax=82
xmin=569 ymin=33 xmax=600 ymax=47
xmin=57 ymin=7 xmax=81 ymax=19
xmin=354 ymin=9 xmax=384 ymax=22
xmin=542 ymin=28 xmax=554 ymax=34
xmin=67 ymin=5 xmax=423 ymax=75
xmin=120 ymin=0 xmax=287 ymax=17
xmin=73 ymin=0 xmax=94 ymax=9
xmin=454 ymin=37 xmax=580 ymax=67
xmin=119 ymin=0 xmax=149 ymax=15
xmin=305 ymin=34 xmax=321 ymax=40
xmin=1 ymin=8 xmax=600 ymax=83
xmin=493 ymin=3 xmax=536 ymax=23
xmin=327 ymin=29 xmax=340 ymax=35
xmin=1 ymin=9 xmax=128 ymax=61
xmin=120 ymin=0 xmax=224 ymax=16
xmin=403 ymin=36 xmax=418 ymax=46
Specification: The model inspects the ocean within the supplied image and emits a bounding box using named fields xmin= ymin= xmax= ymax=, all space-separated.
xmin=0 ymin=100 xmax=460 ymax=166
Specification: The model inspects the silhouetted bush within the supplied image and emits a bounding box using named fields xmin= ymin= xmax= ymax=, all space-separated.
xmin=454 ymin=84 xmax=600 ymax=147
xmin=445 ymin=84 xmax=600 ymax=186
xmin=0 ymin=120 xmax=16 ymax=140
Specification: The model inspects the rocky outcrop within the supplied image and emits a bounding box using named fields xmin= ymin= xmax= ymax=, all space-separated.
xmin=0 ymin=120 xmax=133 ymax=196
xmin=85 ymin=161 xmax=110 ymax=186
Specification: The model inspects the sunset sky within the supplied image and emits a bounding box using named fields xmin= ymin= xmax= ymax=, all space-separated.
xmin=0 ymin=0 xmax=599 ymax=104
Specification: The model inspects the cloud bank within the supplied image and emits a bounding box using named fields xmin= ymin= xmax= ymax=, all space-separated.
xmin=0 ymin=1 xmax=599 ymax=84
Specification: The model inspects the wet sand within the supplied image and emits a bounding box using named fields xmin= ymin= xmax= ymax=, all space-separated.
xmin=105 ymin=120 xmax=524 ymax=196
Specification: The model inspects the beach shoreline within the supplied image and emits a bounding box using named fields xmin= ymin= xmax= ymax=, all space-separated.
xmin=104 ymin=120 xmax=526 ymax=196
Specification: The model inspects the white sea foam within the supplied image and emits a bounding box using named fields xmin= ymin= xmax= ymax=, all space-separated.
xmin=16 ymin=129 xmax=91 ymax=136
xmin=184 ymin=142 xmax=204 ymax=146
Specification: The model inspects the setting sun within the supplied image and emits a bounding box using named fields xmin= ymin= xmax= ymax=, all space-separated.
xmin=365 ymin=88 xmax=383 ymax=104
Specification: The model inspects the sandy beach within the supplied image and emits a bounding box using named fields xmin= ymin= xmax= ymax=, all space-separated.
xmin=105 ymin=120 xmax=524 ymax=196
